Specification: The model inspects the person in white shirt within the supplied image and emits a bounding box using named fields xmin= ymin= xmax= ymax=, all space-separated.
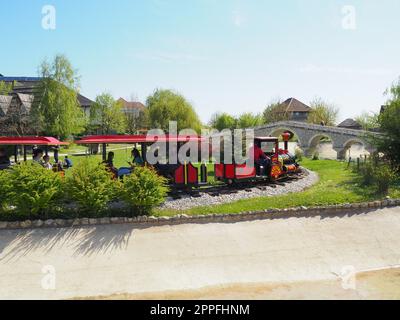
xmin=42 ymin=155 xmax=53 ymax=170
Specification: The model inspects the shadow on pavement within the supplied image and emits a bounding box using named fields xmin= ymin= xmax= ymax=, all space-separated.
xmin=0 ymin=224 xmax=136 ymax=263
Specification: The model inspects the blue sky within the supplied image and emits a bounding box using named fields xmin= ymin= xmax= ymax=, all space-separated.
xmin=1 ymin=0 xmax=399 ymax=123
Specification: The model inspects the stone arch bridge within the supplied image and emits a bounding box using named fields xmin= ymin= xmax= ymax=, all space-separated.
xmin=253 ymin=121 xmax=378 ymax=159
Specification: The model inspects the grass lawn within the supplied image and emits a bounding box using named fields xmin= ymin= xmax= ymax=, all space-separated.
xmin=66 ymin=145 xmax=136 ymax=168
xmin=153 ymin=159 xmax=400 ymax=217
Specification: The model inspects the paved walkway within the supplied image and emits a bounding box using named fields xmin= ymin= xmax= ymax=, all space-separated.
xmin=1 ymin=207 xmax=400 ymax=299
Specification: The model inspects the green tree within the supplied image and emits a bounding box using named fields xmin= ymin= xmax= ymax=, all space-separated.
xmin=90 ymin=93 xmax=126 ymax=134
xmin=237 ymin=112 xmax=263 ymax=129
xmin=355 ymin=112 xmax=380 ymax=131
xmin=262 ymin=99 xmax=288 ymax=124
xmin=35 ymin=55 xmax=86 ymax=138
xmin=372 ymin=78 xmax=400 ymax=169
xmin=209 ymin=112 xmax=237 ymax=131
xmin=125 ymin=108 xmax=149 ymax=134
xmin=0 ymin=81 xmax=13 ymax=95
xmin=146 ymin=89 xmax=202 ymax=132
xmin=308 ymin=97 xmax=339 ymax=126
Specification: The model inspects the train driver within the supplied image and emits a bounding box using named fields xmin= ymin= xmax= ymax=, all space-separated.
xmin=250 ymin=141 xmax=270 ymax=174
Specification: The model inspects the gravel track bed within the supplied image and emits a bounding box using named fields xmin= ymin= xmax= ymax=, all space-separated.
xmin=159 ymin=168 xmax=319 ymax=210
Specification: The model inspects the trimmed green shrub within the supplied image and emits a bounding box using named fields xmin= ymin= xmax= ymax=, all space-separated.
xmin=359 ymin=161 xmax=375 ymax=186
xmin=374 ymin=164 xmax=396 ymax=195
xmin=66 ymin=157 xmax=118 ymax=215
xmin=0 ymin=169 xmax=12 ymax=213
xmin=294 ymin=148 xmax=303 ymax=161
xmin=121 ymin=166 xmax=169 ymax=215
xmin=7 ymin=163 xmax=63 ymax=217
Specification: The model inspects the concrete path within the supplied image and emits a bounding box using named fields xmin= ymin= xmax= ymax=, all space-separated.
xmin=1 ymin=207 xmax=400 ymax=299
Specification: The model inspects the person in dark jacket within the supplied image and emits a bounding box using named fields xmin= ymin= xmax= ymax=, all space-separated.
xmin=0 ymin=148 xmax=11 ymax=170
xmin=63 ymin=156 xmax=73 ymax=169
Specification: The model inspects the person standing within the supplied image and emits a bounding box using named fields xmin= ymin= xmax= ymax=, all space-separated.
xmin=0 ymin=148 xmax=11 ymax=170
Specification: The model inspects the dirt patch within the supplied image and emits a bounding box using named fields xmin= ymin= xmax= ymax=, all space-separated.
xmin=79 ymin=268 xmax=400 ymax=300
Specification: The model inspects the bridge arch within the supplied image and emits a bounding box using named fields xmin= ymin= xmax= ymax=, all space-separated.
xmin=343 ymin=138 xmax=365 ymax=149
xmin=306 ymin=133 xmax=337 ymax=158
xmin=267 ymin=127 xmax=302 ymax=145
xmin=342 ymin=138 xmax=371 ymax=159
xmin=308 ymin=133 xmax=334 ymax=149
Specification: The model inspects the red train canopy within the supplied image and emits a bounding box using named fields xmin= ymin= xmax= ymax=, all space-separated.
xmin=0 ymin=136 xmax=68 ymax=146
xmin=76 ymin=134 xmax=205 ymax=145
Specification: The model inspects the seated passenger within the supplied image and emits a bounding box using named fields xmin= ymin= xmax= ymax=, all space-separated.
xmin=130 ymin=148 xmax=144 ymax=166
xmin=32 ymin=149 xmax=44 ymax=165
xmin=118 ymin=148 xmax=144 ymax=178
xmin=0 ymin=148 xmax=11 ymax=170
xmin=42 ymin=155 xmax=53 ymax=170
xmin=53 ymin=160 xmax=64 ymax=172
xmin=103 ymin=152 xmax=118 ymax=178
xmin=63 ymin=156 xmax=73 ymax=169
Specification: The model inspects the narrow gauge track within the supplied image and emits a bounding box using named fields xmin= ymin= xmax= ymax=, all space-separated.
xmin=168 ymin=169 xmax=307 ymax=200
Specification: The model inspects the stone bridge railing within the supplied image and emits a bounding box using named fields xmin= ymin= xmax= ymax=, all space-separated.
xmin=253 ymin=121 xmax=378 ymax=159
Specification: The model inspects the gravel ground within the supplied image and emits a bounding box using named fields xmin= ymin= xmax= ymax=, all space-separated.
xmin=159 ymin=168 xmax=319 ymax=210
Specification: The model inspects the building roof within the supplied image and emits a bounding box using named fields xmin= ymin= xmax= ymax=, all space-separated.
xmin=0 ymin=76 xmax=42 ymax=82
xmin=0 ymin=93 xmax=34 ymax=115
xmin=16 ymin=93 xmax=34 ymax=113
xmin=276 ymin=98 xmax=312 ymax=113
xmin=0 ymin=76 xmax=94 ymax=108
xmin=337 ymin=118 xmax=362 ymax=129
xmin=0 ymin=95 xmax=12 ymax=115
xmin=78 ymin=94 xmax=94 ymax=107
xmin=117 ymin=98 xmax=145 ymax=111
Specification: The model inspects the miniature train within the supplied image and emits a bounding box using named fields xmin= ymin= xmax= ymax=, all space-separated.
xmin=76 ymin=133 xmax=301 ymax=187
xmin=0 ymin=132 xmax=301 ymax=188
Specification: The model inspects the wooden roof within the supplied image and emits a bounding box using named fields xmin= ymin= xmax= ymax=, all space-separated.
xmin=0 ymin=76 xmax=94 ymax=108
xmin=338 ymin=118 xmax=362 ymax=129
xmin=117 ymin=98 xmax=146 ymax=111
xmin=0 ymin=95 xmax=12 ymax=115
xmin=275 ymin=98 xmax=312 ymax=113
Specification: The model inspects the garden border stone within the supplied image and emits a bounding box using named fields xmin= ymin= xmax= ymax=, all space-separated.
xmin=0 ymin=199 xmax=399 ymax=230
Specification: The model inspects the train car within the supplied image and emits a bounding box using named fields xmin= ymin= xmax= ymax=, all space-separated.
xmin=0 ymin=136 xmax=68 ymax=162
xmin=0 ymin=136 xmax=68 ymax=174
xmin=75 ymin=134 xmax=206 ymax=187
xmin=214 ymin=136 xmax=284 ymax=184
xmin=76 ymin=133 xmax=301 ymax=188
